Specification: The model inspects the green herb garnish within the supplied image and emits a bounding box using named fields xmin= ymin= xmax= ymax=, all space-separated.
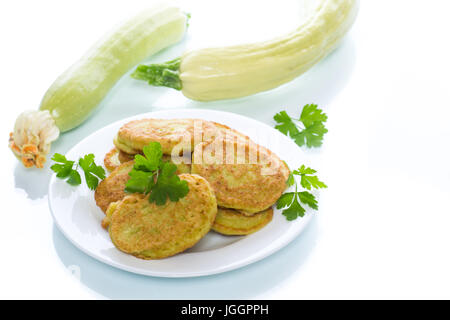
xmin=149 ymin=161 xmax=190 ymax=206
xmin=51 ymin=153 xmax=105 ymax=190
xmin=125 ymin=142 xmax=189 ymax=206
xmin=274 ymin=104 xmax=328 ymax=148
xmin=277 ymin=165 xmax=327 ymax=221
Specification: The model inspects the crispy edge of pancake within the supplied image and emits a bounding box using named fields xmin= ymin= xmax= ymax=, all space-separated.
xmin=212 ymin=207 xmax=273 ymax=236
xmin=114 ymin=134 xmax=141 ymax=155
xmin=102 ymin=201 xmax=120 ymax=229
xmin=106 ymin=174 xmax=217 ymax=260
xmin=118 ymin=149 xmax=135 ymax=163
xmin=104 ymin=148 xmax=126 ymax=172
xmin=94 ymin=161 xmax=134 ymax=213
xmin=191 ymin=139 xmax=290 ymax=214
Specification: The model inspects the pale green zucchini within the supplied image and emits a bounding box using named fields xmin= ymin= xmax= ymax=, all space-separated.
xmin=10 ymin=4 xmax=187 ymax=168
xmin=133 ymin=0 xmax=359 ymax=101
xmin=41 ymin=4 xmax=187 ymax=132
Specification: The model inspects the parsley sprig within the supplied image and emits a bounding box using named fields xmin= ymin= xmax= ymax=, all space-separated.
xmin=125 ymin=142 xmax=189 ymax=206
xmin=277 ymin=165 xmax=327 ymax=221
xmin=274 ymin=104 xmax=328 ymax=148
xmin=51 ymin=153 xmax=105 ymax=190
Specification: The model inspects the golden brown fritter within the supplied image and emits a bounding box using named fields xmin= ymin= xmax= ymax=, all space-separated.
xmin=114 ymin=118 xmax=220 ymax=156
xmin=212 ymin=207 xmax=273 ymax=236
xmin=191 ymin=138 xmax=290 ymax=214
xmin=104 ymin=174 xmax=217 ymax=260
xmin=95 ymin=161 xmax=134 ymax=213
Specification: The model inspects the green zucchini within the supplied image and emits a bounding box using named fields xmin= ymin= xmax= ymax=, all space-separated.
xmin=10 ymin=4 xmax=187 ymax=168
xmin=41 ymin=5 xmax=187 ymax=132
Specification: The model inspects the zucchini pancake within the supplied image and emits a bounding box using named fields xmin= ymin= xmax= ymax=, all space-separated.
xmin=102 ymin=174 xmax=217 ymax=260
xmin=191 ymin=138 xmax=290 ymax=214
xmin=114 ymin=118 xmax=219 ymax=155
xmin=114 ymin=118 xmax=252 ymax=156
xmin=212 ymin=207 xmax=273 ymax=236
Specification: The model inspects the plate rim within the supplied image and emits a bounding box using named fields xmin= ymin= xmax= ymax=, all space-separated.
xmin=48 ymin=108 xmax=312 ymax=278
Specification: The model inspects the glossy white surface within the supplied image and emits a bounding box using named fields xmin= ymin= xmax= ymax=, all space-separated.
xmin=1 ymin=0 xmax=450 ymax=299
xmin=49 ymin=109 xmax=311 ymax=277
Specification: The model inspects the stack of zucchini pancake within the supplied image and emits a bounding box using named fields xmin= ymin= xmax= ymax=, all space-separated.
xmin=96 ymin=118 xmax=290 ymax=260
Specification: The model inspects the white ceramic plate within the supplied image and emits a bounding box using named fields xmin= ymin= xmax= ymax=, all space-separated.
xmin=49 ymin=109 xmax=311 ymax=278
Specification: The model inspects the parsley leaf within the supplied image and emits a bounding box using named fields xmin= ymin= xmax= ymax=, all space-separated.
xmin=294 ymin=165 xmax=328 ymax=190
xmin=283 ymin=161 xmax=295 ymax=187
xmin=276 ymin=165 xmax=327 ymax=221
xmin=124 ymin=142 xmax=190 ymax=206
xmin=51 ymin=153 xmax=71 ymax=165
xmin=50 ymin=153 xmax=81 ymax=186
xmin=51 ymin=153 xmax=105 ymax=190
xmin=125 ymin=170 xmax=155 ymax=194
xmin=298 ymin=191 xmax=318 ymax=210
xmin=78 ymin=154 xmax=106 ymax=190
xmin=276 ymin=192 xmax=295 ymax=210
xmin=300 ymin=104 xmax=328 ymax=127
xmin=282 ymin=194 xmax=306 ymax=221
xmin=126 ymin=142 xmax=162 ymax=195
xmin=149 ymin=162 xmax=189 ymax=206
xmin=286 ymin=171 xmax=295 ymax=187
xmin=274 ymin=111 xmax=300 ymax=137
xmin=293 ymin=165 xmax=316 ymax=175
xmin=274 ymin=104 xmax=328 ymax=148
xmin=134 ymin=142 xmax=162 ymax=172
xmin=52 ymin=163 xmax=74 ymax=178
xmin=67 ymin=170 xmax=82 ymax=186
xmin=293 ymin=121 xmax=328 ymax=148
xmin=125 ymin=142 xmax=162 ymax=194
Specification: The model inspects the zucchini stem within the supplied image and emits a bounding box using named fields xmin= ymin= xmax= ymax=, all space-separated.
xmin=131 ymin=58 xmax=182 ymax=91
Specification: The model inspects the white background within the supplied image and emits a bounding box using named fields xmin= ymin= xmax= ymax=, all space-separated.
xmin=1 ymin=0 xmax=449 ymax=299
